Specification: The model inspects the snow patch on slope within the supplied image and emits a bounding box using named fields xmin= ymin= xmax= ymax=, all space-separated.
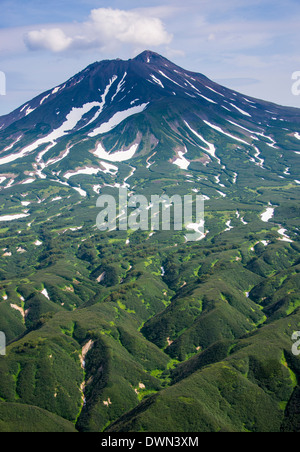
xmin=203 ymin=120 xmax=250 ymax=145
xmin=0 ymin=213 xmax=30 ymax=222
xmin=88 ymin=104 xmax=148 ymax=137
xmin=173 ymin=147 xmax=190 ymax=170
xmin=261 ymin=206 xmax=275 ymax=222
xmin=0 ymin=102 xmax=109 ymax=166
xmin=93 ymin=142 xmax=139 ymax=162
xmin=184 ymin=121 xmax=220 ymax=165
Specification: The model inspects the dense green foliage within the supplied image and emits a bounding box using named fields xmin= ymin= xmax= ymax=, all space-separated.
xmin=0 ymin=198 xmax=299 ymax=431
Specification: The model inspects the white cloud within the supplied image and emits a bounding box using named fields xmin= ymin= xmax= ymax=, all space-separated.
xmin=25 ymin=28 xmax=73 ymax=52
xmin=90 ymin=8 xmax=172 ymax=46
xmin=24 ymin=7 xmax=173 ymax=53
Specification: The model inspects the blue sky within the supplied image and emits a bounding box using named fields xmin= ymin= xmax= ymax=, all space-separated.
xmin=0 ymin=0 xmax=300 ymax=115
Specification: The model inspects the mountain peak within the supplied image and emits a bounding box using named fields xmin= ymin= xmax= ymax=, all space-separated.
xmin=0 ymin=48 xmax=300 ymax=436
xmin=133 ymin=50 xmax=167 ymax=64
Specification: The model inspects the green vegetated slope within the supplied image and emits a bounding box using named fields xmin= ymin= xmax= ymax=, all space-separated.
xmin=0 ymin=190 xmax=299 ymax=432
xmin=0 ymin=403 xmax=77 ymax=432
